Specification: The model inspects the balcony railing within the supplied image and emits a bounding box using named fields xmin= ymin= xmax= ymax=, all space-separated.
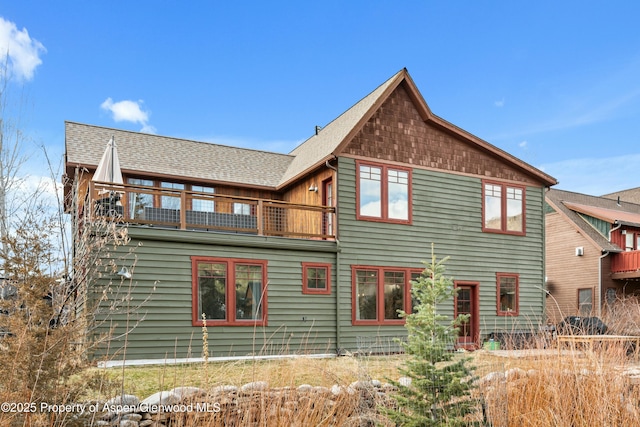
xmin=88 ymin=181 xmax=336 ymax=240
xmin=611 ymin=251 xmax=640 ymax=274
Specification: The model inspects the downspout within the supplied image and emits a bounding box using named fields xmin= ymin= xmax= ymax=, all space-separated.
xmin=598 ymin=251 xmax=609 ymax=317
xmin=608 ymin=221 xmax=621 ymax=242
xmin=325 ymin=157 xmax=342 ymax=354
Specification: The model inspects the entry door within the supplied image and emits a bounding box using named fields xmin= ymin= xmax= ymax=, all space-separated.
xmin=455 ymin=282 xmax=479 ymax=349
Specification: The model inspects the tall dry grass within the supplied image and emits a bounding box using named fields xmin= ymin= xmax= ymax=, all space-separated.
xmin=475 ymin=296 xmax=640 ymax=427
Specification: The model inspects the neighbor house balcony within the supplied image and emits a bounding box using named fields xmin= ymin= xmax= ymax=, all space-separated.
xmin=88 ymin=181 xmax=336 ymax=240
xmin=611 ymin=251 xmax=640 ymax=279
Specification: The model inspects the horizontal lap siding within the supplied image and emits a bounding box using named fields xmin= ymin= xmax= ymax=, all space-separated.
xmin=92 ymin=234 xmax=337 ymax=360
xmin=336 ymin=158 xmax=545 ymax=351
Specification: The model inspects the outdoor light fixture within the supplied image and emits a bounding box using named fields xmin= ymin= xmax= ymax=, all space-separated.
xmin=117 ymin=267 xmax=132 ymax=279
xmin=308 ymin=185 xmax=318 ymax=192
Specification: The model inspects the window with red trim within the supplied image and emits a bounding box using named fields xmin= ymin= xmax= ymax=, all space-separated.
xmin=497 ymin=273 xmax=519 ymax=316
xmin=357 ymin=161 xmax=412 ymax=224
xmin=302 ymin=263 xmax=331 ymax=295
xmin=483 ymin=181 xmax=525 ymax=235
xmin=352 ymin=266 xmax=421 ymax=325
xmin=192 ymin=257 xmax=267 ymax=326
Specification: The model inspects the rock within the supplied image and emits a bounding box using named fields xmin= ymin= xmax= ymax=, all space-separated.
xmin=330 ymin=384 xmax=343 ymax=396
xmin=119 ymin=421 xmax=139 ymax=427
xmin=122 ymin=413 xmax=143 ymax=421
xmin=398 ymin=376 xmax=412 ymax=387
xmin=478 ymin=371 xmax=506 ymax=386
xmin=349 ymin=380 xmax=375 ymax=390
xmin=169 ymin=386 xmax=207 ymax=401
xmin=297 ymin=384 xmax=313 ymax=393
xmin=211 ymin=385 xmax=238 ymax=394
xmin=140 ymin=391 xmax=179 ymax=409
xmin=139 ymin=421 xmax=154 ymax=427
xmin=240 ymin=381 xmax=269 ymax=393
xmin=505 ymin=368 xmax=527 ymax=381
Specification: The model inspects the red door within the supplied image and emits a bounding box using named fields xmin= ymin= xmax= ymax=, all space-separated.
xmin=455 ymin=282 xmax=479 ymax=349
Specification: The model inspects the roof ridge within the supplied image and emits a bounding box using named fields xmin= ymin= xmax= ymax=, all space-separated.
xmin=65 ymin=121 xmax=295 ymax=159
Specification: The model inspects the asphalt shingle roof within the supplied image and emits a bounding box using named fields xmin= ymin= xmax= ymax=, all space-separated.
xmin=546 ymin=189 xmax=640 ymax=252
xmin=66 ymin=68 xmax=556 ymax=190
xmin=65 ymin=122 xmax=293 ymax=188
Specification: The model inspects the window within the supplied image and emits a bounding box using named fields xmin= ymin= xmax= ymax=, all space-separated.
xmin=323 ymin=178 xmax=334 ymax=236
xmin=127 ymin=178 xmax=154 ymax=219
xmin=578 ymin=288 xmax=593 ymax=316
xmin=352 ymin=266 xmax=421 ymax=325
xmin=161 ymin=182 xmax=185 ymax=209
xmin=497 ymin=273 xmax=519 ymax=316
xmin=357 ymin=161 xmax=411 ymax=223
xmin=234 ymin=203 xmax=252 ymax=215
xmin=302 ymin=263 xmax=331 ymax=295
xmin=192 ymin=257 xmax=267 ymax=326
xmin=191 ymin=185 xmax=215 ymax=212
xmin=483 ymin=181 xmax=525 ymax=234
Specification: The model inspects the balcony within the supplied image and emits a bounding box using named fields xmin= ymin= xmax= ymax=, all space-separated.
xmin=88 ymin=181 xmax=336 ymax=240
xmin=611 ymin=251 xmax=640 ymax=279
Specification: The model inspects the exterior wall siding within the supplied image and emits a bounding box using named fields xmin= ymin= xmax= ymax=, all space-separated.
xmin=91 ymin=229 xmax=338 ymax=360
xmin=336 ymin=157 xmax=546 ymax=352
xmin=544 ymin=212 xmax=601 ymax=323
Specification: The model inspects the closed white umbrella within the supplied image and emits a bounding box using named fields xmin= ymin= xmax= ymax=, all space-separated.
xmin=92 ymin=136 xmax=124 ymax=215
xmin=92 ymin=136 xmax=124 ymax=186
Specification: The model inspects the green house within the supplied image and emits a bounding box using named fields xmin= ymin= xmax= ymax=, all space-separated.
xmin=64 ymin=69 xmax=557 ymax=363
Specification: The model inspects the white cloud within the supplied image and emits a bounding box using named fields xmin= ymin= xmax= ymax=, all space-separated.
xmin=540 ymin=153 xmax=640 ymax=196
xmin=494 ymin=98 xmax=505 ymax=107
xmin=0 ymin=17 xmax=46 ymax=81
xmin=101 ymin=98 xmax=156 ymax=134
xmin=519 ymin=140 xmax=528 ymax=148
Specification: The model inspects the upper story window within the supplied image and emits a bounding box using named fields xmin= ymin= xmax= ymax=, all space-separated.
xmin=483 ymin=181 xmax=525 ymax=235
xmin=191 ymin=185 xmax=215 ymax=212
xmin=357 ymin=161 xmax=411 ymax=224
xmin=161 ymin=182 xmax=185 ymax=209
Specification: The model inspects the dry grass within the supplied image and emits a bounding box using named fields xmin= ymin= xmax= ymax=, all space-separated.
xmin=94 ymin=354 xmax=407 ymax=400
xmin=8 ymin=297 xmax=640 ymax=425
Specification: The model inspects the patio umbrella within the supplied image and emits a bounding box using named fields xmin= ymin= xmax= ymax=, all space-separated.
xmin=92 ymin=136 xmax=124 ymax=186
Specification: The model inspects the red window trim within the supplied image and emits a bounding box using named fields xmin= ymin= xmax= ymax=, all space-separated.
xmin=355 ymin=160 xmax=413 ymax=225
xmin=302 ymin=262 xmax=332 ymax=295
xmin=482 ymin=180 xmax=526 ymax=236
xmin=351 ymin=265 xmax=422 ymax=326
xmin=496 ymin=272 xmax=519 ymax=316
xmin=191 ymin=256 xmax=268 ymax=327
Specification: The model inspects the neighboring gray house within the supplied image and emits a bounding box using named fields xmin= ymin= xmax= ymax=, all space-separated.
xmin=65 ymin=69 xmax=557 ymax=362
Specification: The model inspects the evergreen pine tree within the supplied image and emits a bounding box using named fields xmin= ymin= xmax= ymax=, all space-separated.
xmin=386 ymin=244 xmax=477 ymax=426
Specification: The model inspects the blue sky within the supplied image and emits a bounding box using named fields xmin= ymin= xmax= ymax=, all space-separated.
xmin=2 ymin=1 xmax=640 ymax=196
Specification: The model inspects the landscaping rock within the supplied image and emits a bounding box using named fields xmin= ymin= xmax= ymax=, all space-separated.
xmin=240 ymin=380 xmax=269 ymax=393
xmin=140 ymin=391 xmax=179 ymax=409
